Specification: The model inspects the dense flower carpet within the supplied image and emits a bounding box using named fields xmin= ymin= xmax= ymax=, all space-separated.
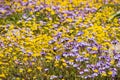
xmin=0 ymin=0 xmax=120 ymax=80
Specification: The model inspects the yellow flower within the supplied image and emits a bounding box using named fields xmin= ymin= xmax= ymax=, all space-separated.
xmin=13 ymin=56 xmax=17 ymax=60
xmin=9 ymin=24 xmax=14 ymax=30
xmin=43 ymin=74 xmax=47 ymax=77
xmin=37 ymin=67 xmax=42 ymax=71
xmin=0 ymin=73 xmax=5 ymax=78
xmin=69 ymin=60 xmax=74 ymax=62
xmin=61 ymin=58 xmax=65 ymax=62
xmin=31 ymin=23 xmax=37 ymax=30
xmin=19 ymin=69 xmax=24 ymax=73
xmin=0 ymin=54 xmax=4 ymax=57
xmin=46 ymin=8 xmax=51 ymax=11
xmin=55 ymin=63 xmax=59 ymax=67
xmin=12 ymin=52 xmax=16 ymax=55
xmin=63 ymin=13 xmax=67 ymax=17
xmin=27 ymin=68 xmax=32 ymax=73
xmin=23 ymin=0 xmax=28 ymax=2
xmin=62 ymin=62 xmax=67 ymax=67
xmin=0 ymin=9 xmax=6 ymax=14
xmin=16 ymin=77 xmax=20 ymax=80
xmin=110 ymin=60 xmax=114 ymax=65
xmin=46 ymin=56 xmax=53 ymax=60
xmin=23 ymin=57 xmax=28 ymax=61
xmin=93 ymin=69 xmax=98 ymax=73
xmin=92 ymin=54 xmax=97 ymax=58
xmin=32 ymin=53 xmax=40 ymax=57
xmin=55 ymin=60 xmax=59 ymax=64
xmin=32 ymin=62 xmax=35 ymax=65
xmin=30 ymin=11 xmax=33 ymax=15
xmin=33 ymin=76 xmax=36 ymax=79
xmin=46 ymin=60 xmax=50 ymax=63
xmin=60 ymin=66 xmax=63 ymax=69
xmin=0 ymin=62 xmax=3 ymax=65
xmin=101 ymin=72 xmax=107 ymax=76
xmin=92 ymin=47 xmax=98 ymax=50
xmin=108 ymin=71 xmax=113 ymax=75
xmin=36 ymin=1 xmax=40 ymax=5
xmin=84 ymin=53 xmax=90 ymax=57
xmin=66 ymin=18 xmax=73 ymax=22
xmin=51 ymin=11 xmax=55 ymax=15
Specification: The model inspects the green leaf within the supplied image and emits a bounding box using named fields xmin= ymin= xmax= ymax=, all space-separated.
xmin=108 ymin=10 xmax=120 ymax=22
xmin=91 ymin=4 xmax=120 ymax=22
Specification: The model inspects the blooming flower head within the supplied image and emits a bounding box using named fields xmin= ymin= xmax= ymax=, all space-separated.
xmin=101 ymin=71 xmax=107 ymax=76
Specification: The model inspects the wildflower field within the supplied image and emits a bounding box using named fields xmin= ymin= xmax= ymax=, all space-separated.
xmin=0 ymin=0 xmax=120 ymax=80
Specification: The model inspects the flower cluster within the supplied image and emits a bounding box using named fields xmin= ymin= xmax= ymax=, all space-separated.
xmin=0 ymin=0 xmax=120 ymax=80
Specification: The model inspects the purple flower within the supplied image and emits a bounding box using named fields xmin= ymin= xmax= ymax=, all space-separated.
xmin=117 ymin=61 xmax=120 ymax=67
xmin=0 ymin=42 xmax=4 ymax=48
xmin=55 ymin=32 xmax=62 ymax=39
xmin=60 ymin=38 xmax=69 ymax=43
xmin=88 ymin=38 xmax=96 ymax=43
xmin=62 ymin=52 xmax=69 ymax=57
xmin=44 ymin=68 xmax=49 ymax=71
xmin=79 ymin=71 xmax=84 ymax=74
xmin=21 ymin=48 xmax=26 ymax=53
xmin=111 ymin=40 xmax=118 ymax=45
xmin=110 ymin=68 xmax=117 ymax=77
xmin=49 ymin=40 xmax=55 ymax=44
xmin=55 ymin=55 xmax=60 ymax=60
xmin=77 ymin=31 xmax=84 ymax=36
xmin=73 ymin=64 xmax=79 ymax=67
xmin=96 ymin=61 xmax=103 ymax=67
xmin=76 ymin=42 xmax=89 ymax=48
xmin=53 ymin=24 xmax=59 ymax=28
xmin=91 ymin=73 xmax=98 ymax=77
xmin=114 ymin=54 xmax=120 ymax=60
xmin=69 ymin=53 xmax=76 ymax=57
xmin=28 ymin=52 xmax=33 ymax=56
xmin=84 ymin=69 xmax=89 ymax=72
xmin=87 ymin=64 xmax=92 ymax=68
xmin=104 ymin=63 xmax=110 ymax=69
xmin=50 ymin=75 xmax=57 ymax=79
xmin=53 ymin=47 xmax=57 ymax=51
xmin=67 ymin=61 xmax=74 ymax=65
xmin=59 ymin=75 xmax=63 ymax=78
xmin=84 ymin=76 xmax=88 ymax=79
xmin=71 ymin=47 xmax=78 ymax=52
xmin=84 ymin=58 xmax=89 ymax=61
xmin=87 ymin=47 xmax=92 ymax=52
xmin=22 ymin=14 xmax=28 ymax=19
xmin=75 ymin=56 xmax=84 ymax=62
xmin=41 ymin=51 xmax=46 ymax=56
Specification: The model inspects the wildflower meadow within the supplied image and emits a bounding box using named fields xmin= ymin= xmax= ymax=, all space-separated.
xmin=0 ymin=0 xmax=120 ymax=80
